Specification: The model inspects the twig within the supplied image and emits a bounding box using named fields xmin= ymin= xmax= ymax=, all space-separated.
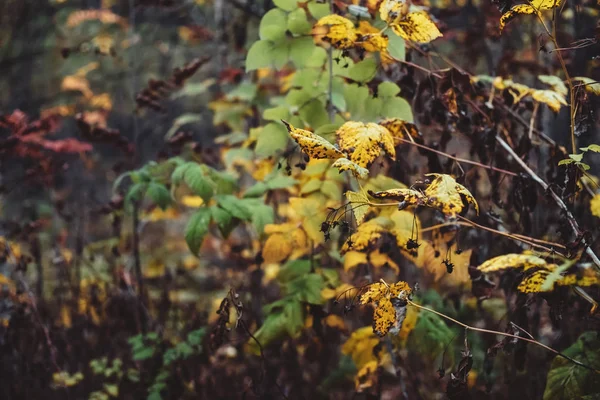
xmin=396 ymin=137 xmax=518 ymax=177
xmin=496 ymin=135 xmax=600 ymax=272
xmin=407 ymin=300 xmax=600 ymax=373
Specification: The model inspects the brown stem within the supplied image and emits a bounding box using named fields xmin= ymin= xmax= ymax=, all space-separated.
xmin=496 ymin=135 xmax=600 ymax=271
xmin=407 ymin=300 xmax=600 ymax=373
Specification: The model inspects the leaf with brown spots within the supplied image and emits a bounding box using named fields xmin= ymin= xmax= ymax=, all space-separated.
xmin=283 ymin=120 xmax=345 ymax=160
xmin=336 ymin=121 xmax=396 ymax=168
xmin=423 ymin=173 xmax=479 ymax=216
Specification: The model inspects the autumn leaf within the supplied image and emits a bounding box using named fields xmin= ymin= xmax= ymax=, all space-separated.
xmin=368 ymin=187 xmax=424 ymax=206
xmin=332 ymin=158 xmax=369 ymax=179
xmin=423 ymin=173 xmax=479 ymax=216
xmin=538 ymin=75 xmax=568 ymax=96
xmin=315 ymin=15 xmax=358 ymax=49
xmin=518 ymin=266 xmax=599 ymax=293
xmin=379 ymin=118 xmax=421 ymax=144
xmin=590 ymin=194 xmax=600 ymax=217
xmin=345 ymin=190 xmax=370 ymax=225
xmin=341 ymin=217 xmax=392 ymax=252
xmin=573 ymin=77 xmax=600 ymax=95
xmin=360 ymin=281 xmax=412 ymax=336
xmin=380 ymin=1 xmax=442 ymax=43
xmin=532 ymin=90 xmax=567 ymax=112
xmin=262 ymin=223 xmax=308 ymax=263
xmin=336 ymin=121 xmax=395 ymax=168
xmin=499 ymin=0 xmax=562 ymax=31
xmin=477 ymin=253 xmax=549 ymax=273
xmin=283 ymin=120 xmax=345 ymax=160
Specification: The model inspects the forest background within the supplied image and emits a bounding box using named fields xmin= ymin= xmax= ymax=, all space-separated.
xmin=1 ymin=0 xmax=600 ymax=399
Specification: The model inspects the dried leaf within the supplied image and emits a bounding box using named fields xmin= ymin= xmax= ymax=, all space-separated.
xmin=336 ymin=121 xmax=396 ymax=167
xmin=368 ymin=187 xmax=425 ymax=205
xmin=283 ymin=120 xmax=345 ymax=160
xmin=380 ymin=0 xmax=443 ymax=44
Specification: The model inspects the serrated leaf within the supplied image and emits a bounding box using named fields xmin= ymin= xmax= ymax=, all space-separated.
xmin=423 ymin=173 xmax=479 ymax=216
xmin=380 ymin=0 xmax=442 ymax=44
xmin=260 ymin=8 xmax=288 ymax=41
xmin=283 ymin=120 xmax=345 ymax=160
xmin=315 ymin=14 xmax=358 ymax=49
xmin=477 ymin=253 xmax=549 ymax=273
xmin=333 ymin=158 xmax=370 ymax=179
xmin=210 ymin=206 xmax=235 ymax=237
xmin=146 ymin=182 xmax=171 ymax=210
xmin=360 ymin=281 xmax=412 ymax=336
xmin=255 ymin=122 xmax=290 ymax=157
xmin=184 ymin=165 xmax=215 ymax=203
xmin=336 ymin=121 xmax=395 ymax=167
xmin=285 ymin=273 xmax=326 ymax=304
xmin=185 ymin=208 xmax=212 ymax=254
xmin=532 ymin=89 xmax=567 ymax=112
xmin=345 ymin=191 xmax=370 ymax=224
xmin=499 ymin=4 xmax=535 ymax=31
xmin=216 ymin=195 xmax=252 ymax=220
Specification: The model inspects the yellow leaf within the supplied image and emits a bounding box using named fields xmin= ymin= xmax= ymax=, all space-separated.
xmin=380 ymin=0 xmax=411 ymax=25
xmin=289 ymin=196 xmax=329 ymax=244
xmin=477 ymin=253 xmax=548 ymax=273
xmin=423 ymin=173 xmax=479 ymax=216
xmin=345 ymin=190 xmax=370 ymax=224
xmin=574 ymin=77 xmax=600 ymax=95
xmin=398 ymin=304 xmax=419 ymax=343
xmin=531 ymin=0 xmax=563 ymax=9
xmin=494 ymin=78 xmax=532 ymax=102
xmin=355 ymin=360 xmax=378 ymax=391
xmin=532 ymin=89 xmax=567 ymax=112
xmin=538 ymin=75 xmax=568 ymax=96
xmin=499 ymin=4 xmax=535 ymax=31
xmin=341 ymin=218 xmax=391 ymax=252
xmin=379 ymin=118 xmax=421 ymax=144
xmin=75 ymin=61 xmax=100 ymax=77
xmin=342 ymin=326 xmax=379 ymax=367
xmin=518 ymin=270 xmax=550 ymax=293
xmin=389 ymin=11 xmax=443 ymax=44
xmin=321 ymin=283 xmax=355 ymax=301
xmin=283 ymin=120 xmax=345 ymax=160
xmin=591 ymin=194 xmax=600 ymax=217
xmin=344 ymin=251 xmax=369 ymax=271
xmin=324 ymin=314 xmax=347 ymax=330
xmin=361 ymin=281 xmax=412 ymax=336
xmin=61 ymin=75 xmax=93 ymax=99
xmin=368 ymin=187 xmax=425 ymax=206
xmin=333 ymin=158 xmax=370 ymax=179
xmin=356 ymin=21 xmax=389 ymax=53
xmin=181 ymin=195 xmax=204 ymax=207
xmin=336 ymin=121 xmax=396 ymax=168
xmin=89 ymin=93 xmax=113 ymax=110
xmin=369 ymin=250 xmax=400 ymax=273
xmin=315 ymin=14 xmax=358 ymax=49
xmin=262 ymin=233 xmax=293 ymax=264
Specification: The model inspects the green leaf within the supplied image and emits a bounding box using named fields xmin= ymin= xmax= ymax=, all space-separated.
xmin=246 ymin=40 xmax=274 ymax=71
xmin=185 ymin=208 xmax=212 ymax=255
xmin=184 ymin=165 xmax=215 ymax=203
xmin=186 ymin=327 xmax=207 ymax=347
xmin=285 ymin=273 xmax=325 ymax=304
xmin=569 ymin=153 xmax=584 ymax=162
xmin=301 ymin=178 xmax=323 ymax=195
xmin=283 ymin=300 xmax=304 ymax=336
xmin=271 ymin=38 xmax=291 ymax=69
xmin=558 ymin=158 xmax=576 ymax=166
xmin=210 ymin=206 xmax=235 ymax=238
xmin=290 ymin=37 xmax=316 ymax=68
xmin=274 ymin=0 xmax=298 ymax=11
xmin=381 ymin=97 xmax=413 ymax=122
xmin=227 ymin=82 xmax=258 ymax=102
xmin=268 ymin=175 xmax=297 ymax=190
xmin=103 ymin=383 xmax=119 ymax=397
xmin=378 ymin=82 xmax=401 ymax=97
xmin=307 ymin=2 xmax=330 ymax=19
xmin=255 ymin=122 xmax=290 ymax=157
xmin=278 ymin=259 xmax=312 ymax=283
xmin=244 ymin=182 xmax=270 ymax=198
xmin=305 ymin=46 xmax=328 ymax=68
xmin=146 ymin=182 xmax=171 ymax=210
xmin=260 ymin=8 xmax=288 ymax=41
xmin=263 ymin=106 xmax=290 ymax=121
xmin=125 ymin=182 xmax=147 ymax=206
xmin=581 ymin=144 xmax=600 ymax=153
xmin=249 ymin=311 xmax=288 ymax=353
xmin=348 ymin=58 xmax=377 ymax=83
xmin=288 ymin=8 xmax=312 ymax=35
xmin=387 ymin=32 xmax=405 ymax=61
xmin=132 ymin=346 xmax=155 ymax=361
xmin=299 ymin=98 xmax=330 ymax=129
xmin=216 ymin=195 xmax=252 ymax=220
xmin=544 ymin=332 xmax=600 ymax=400
xmin=243 ymin=199 xmax=274 ymax=234
xmin=205 ymin=168 xmax=238 ymax=195
xmin=407 ymin=310 xmax=456 ymax=365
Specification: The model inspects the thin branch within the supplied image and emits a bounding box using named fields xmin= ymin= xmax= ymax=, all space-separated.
xmin=496 ymin=135 xmax=600 ymax=272
xmin=407 ymin=300 xmax=600 ymax=373
xmin=396 ymin=137 xmax=518 ymax=177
